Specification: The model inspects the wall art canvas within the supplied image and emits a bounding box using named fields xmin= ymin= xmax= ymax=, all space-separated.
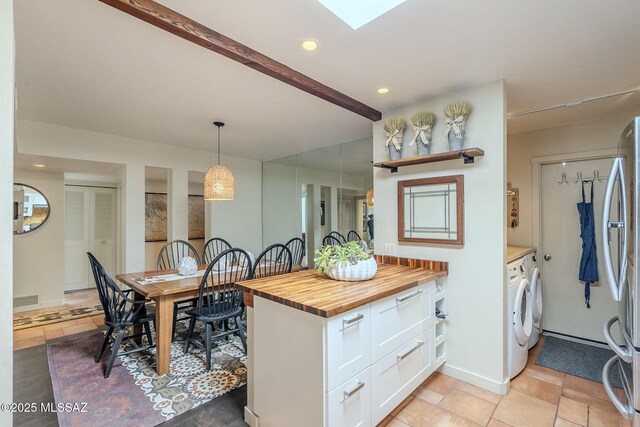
xmin=188 ymin=195 xmax=205 ymax=239
xmin=145 ymin=193 xmax=206 ymax=242
xmin=145 ymin=193 xmax=167 ymax=242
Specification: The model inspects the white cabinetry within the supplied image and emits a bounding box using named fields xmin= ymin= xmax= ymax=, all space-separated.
xmin=327 ymin=306 xmax=372 ymax=391
xmin=249 ymin=277 xmax=446 ymax=427
xmin=371 ymin=328 xmax=434 ymax=424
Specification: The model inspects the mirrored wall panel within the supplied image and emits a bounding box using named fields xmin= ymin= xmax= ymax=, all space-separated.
xmin=262 ymin=137 xmax=373 ymax=267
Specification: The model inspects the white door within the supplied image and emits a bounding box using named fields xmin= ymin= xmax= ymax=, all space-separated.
xmin=64 ymin=186 xmax=117 ymax=291
xmin=64 ymin=188 xmax=90 ymax=291
xmin=541 ymin=158 xmax=620 ymax=342
xmin=90 ymin=189 xmax=117 ymax=278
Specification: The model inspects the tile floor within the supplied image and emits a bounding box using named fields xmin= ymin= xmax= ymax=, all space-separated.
xmin=13 ymin=289 xmax=103 ymax=351
xmin=379 ymin=336 xmax=630 ymax=427
xmin=14 ymin=301 xmax=629 ymax=427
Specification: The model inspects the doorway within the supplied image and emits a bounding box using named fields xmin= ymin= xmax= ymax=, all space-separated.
xmin=540 ymin=157 xmax=618 ymax=342
xmin=64 ymin=185 xmax=117 ymax=291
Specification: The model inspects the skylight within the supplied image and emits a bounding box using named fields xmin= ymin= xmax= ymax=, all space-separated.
xmin=317 ymin=0 xmax=407 ymax=30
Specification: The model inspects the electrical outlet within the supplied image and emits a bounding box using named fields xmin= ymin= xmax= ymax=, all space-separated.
xmin=384 ymin=243 xmax=396 ymax=256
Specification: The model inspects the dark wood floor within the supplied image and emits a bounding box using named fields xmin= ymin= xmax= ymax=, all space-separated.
xmin=13 ymin=330 xmax=248 ymax=427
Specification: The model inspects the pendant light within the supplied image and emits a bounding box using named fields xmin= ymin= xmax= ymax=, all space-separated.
xmin=366 ymin=187 xmax=374 ymax=207
xmin=204 ymin=121 xmax=234 ymax=200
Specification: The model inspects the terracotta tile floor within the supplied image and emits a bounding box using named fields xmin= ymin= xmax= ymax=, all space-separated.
xmin=13 ymin=304 xmax=630 ymax=427
xmin=13 ymin=289 xmax=103 ymax=350
xmin=379 ymin=336 xmax=631 ymax=427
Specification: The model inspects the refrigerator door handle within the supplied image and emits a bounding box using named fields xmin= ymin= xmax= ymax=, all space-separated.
xmin=603 ymin=316 xmax=632 ymax=362
xmin=602 ymin=157 xmax=627 ymax=301
xmin=602 ymin=355 xmax=633 ymax=420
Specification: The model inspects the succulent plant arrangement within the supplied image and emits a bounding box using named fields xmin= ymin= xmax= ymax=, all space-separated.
xmin=314 ymin=241 xmax=372 ymax=274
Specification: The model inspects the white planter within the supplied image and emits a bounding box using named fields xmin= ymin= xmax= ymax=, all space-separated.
xmin=326 ymin=258 xmax=377 ymax=282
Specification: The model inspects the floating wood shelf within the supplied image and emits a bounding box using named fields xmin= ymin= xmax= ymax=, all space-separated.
xmin=373 ymin=147 xmax=485 ymax=173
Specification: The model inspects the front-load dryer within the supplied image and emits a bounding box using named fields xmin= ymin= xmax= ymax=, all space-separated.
xmin=523 ymin=252 xmax=542 ymax=349
xmin=507 ymin=259 xmax=533 ymax=378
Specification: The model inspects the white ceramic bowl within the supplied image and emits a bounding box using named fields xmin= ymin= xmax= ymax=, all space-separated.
xmin=326 ymin=257 xmax=377 ymax=282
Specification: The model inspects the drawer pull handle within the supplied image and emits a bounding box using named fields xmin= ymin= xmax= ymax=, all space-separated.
xmin=397 ymin=340 xmax=424 ymax=361
xmin=343 ymin=313 xmax=364 ymax=326
xmin=396 ymin=289 xmax=423 ymax=304
xmin=343 ymin=381 xmax=365 ymax=399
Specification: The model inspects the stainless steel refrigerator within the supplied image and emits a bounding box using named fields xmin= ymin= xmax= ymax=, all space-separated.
xmin=602 ymin=116 xmax=640 ymax=423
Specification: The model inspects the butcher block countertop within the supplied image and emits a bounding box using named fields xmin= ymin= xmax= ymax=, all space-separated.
xmin=507 ymin=245 xmax=537 ymax=263
xmin=236 ymin=264 xmax=447 ymax=318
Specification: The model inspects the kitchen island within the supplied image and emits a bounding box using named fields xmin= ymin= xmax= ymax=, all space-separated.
xmin=237 ymin=258 xmax=448 ymax=427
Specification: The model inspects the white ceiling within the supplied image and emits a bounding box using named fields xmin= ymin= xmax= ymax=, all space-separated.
xmin=14 ymin=0 xmax=640 ymax=161
xmin=14 ymin=154 xmax=124 ymax=183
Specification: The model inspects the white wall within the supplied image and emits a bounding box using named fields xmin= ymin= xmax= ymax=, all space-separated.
xmin=373 ymin=80 xmax=507 ymax=392
xmin=16 ymin=120 xmax=263 ymax=274
xmin=507 ymin=113 xmax=636 ymax=246
xmin=13 ymin=169 xmax=65 ymax=308
xmin=0 ymin=0 xmax=14 ymax=420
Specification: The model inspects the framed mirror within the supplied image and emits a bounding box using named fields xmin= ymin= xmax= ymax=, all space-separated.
xmin=13 ymin=183 xmax=51 ymax=235
xmin=398 ymin=175 xmax=464 ymax=245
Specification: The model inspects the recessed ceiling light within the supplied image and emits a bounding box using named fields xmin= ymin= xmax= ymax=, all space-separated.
xmin=377 ymin=87 xmax=390 ymax=94
xmin=301 ymin=40 xmax=318 ymax=51
xmin=33 ymin=163 xmax=45 ymax=168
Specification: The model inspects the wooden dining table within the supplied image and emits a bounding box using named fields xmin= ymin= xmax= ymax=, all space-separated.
xmin=116 ymin=263 xmax=302 ymax=375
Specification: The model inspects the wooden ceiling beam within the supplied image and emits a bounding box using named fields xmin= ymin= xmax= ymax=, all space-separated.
xmin=98 ymin=0 xmax=382 ymax=121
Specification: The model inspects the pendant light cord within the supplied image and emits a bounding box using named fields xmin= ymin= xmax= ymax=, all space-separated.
xmin=213 ymin=121 xmax=224 ymax=166
xmin=217 ymin=125 xmax=221 ymax=166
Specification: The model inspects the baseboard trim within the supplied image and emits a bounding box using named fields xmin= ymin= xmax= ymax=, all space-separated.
xmin=439 ymin=363 xmax=509 ymax=395
xmin=244 ymin=406 xmax=260 ymax=427
xmin=542 ymin=331 xmax=610 ymax=349
xmin=13 ymin=299 xmax=64 ymax=313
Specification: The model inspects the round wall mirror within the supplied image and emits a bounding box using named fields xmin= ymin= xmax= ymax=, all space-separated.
xmin=13 ymin=183 xmax=51 ymax=235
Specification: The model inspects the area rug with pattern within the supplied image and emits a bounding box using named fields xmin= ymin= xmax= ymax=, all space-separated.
xmin=47 ymin=321 xmax=247 ymax=427
xmin=14 ymin=304 xmax=104 ymax=330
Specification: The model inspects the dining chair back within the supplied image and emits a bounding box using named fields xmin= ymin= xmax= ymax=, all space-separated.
xmin=329 ymin=231 xmax=347 ymax=244
xmin=202 ymin=237 xmax=232 ymax=265
xmin=87 ymin=252 xmax=154 ymax=377
xmin=196 ymin=248 xmax=253 ymax=319
xmin=347 ymin=230 xmax=361 ymax=242
xmin=285 ymin=237 xmax=305 ymax=265
xmin=157 ymin=240 xmax=201 ymax=270
xmin=183 ymin=248 xmax=253 ymax=368
xmin=252 ymin=244 xmax=293 ymax=279
xmin=322 ymin=235 xmax=343 ymax=247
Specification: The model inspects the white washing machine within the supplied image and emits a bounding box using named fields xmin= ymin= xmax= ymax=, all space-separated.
xmin=507 ymin=258 xmax=533 ymax=378
xmin=523 ymin=252 xmax=542 ymax=349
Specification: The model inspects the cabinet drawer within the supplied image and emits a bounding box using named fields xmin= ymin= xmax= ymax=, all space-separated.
xmin=327 ymin=305 xmax=371 ymax=392
xmin=371 ymin=283 xmax=435 ymax=362
xmin=371 ymin=328 xmax=435 ymax=426
xmin=327 ymin=367 xmax=372 ymax=427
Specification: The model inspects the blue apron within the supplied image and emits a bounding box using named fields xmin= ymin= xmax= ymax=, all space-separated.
xmin=577 ymin=181 xmax=598 ymax=308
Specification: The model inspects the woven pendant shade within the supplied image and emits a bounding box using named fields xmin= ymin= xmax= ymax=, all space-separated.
xmin=366 ymin=187 xmax=374 ymax=207
xmin=204 ymin=165 xmax=234 ymax=200
xmin=204 ymin=121 xmax=234 ymax=200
